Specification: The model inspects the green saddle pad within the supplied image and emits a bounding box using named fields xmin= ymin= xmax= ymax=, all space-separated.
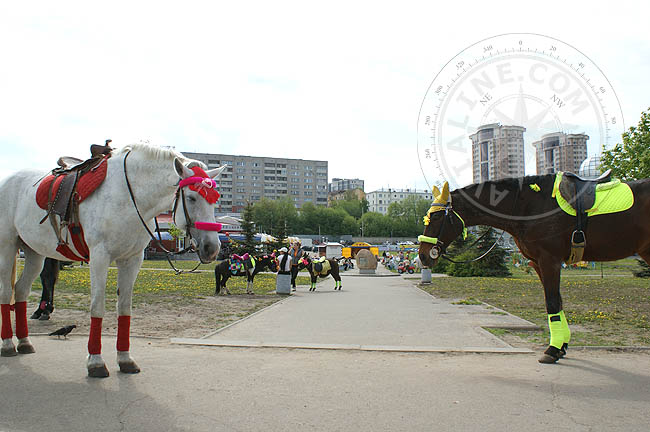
xmin=552 ymin=173 xmax=634 ymax=217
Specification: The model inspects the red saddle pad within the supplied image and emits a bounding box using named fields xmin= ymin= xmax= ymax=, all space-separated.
xmin=36 ymin=156 xmax=109 ymax=210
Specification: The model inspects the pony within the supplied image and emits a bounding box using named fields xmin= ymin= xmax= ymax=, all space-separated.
xmin=418 ymin=177 xmax=650 ymax=363
xmin=298 ymin=256 xmax=342 ymax=291
xmin=214 ymin=254 xmax=278 ymax=295
xmin=0 ymin=143 xmax=226 ymax=377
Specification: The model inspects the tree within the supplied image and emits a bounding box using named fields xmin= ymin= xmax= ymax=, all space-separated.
xmin=239 ymin=202 xmax=257 ymax=254
xmin=167 ymin=223 xmax=184 ymax=240
xmin=447 ymin=227 xmax=511 ymax=277
xmin=386 ymin=196 xmax=431 ymax=237
xmin=252 ymin=197 xmax=298 ymax=236
xmin=270 ymin=216 xmax=289 ymax=252
xmin=601 ymin=109 xmax=650 ymax=181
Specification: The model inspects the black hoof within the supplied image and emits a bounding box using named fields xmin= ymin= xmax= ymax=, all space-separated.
xmin=119 ymin=362 xmax=141 ymax=374
xmin=538 ymin=346 xmax=562 ymax=364
xmin=17 ymin=343 xmax=35 ymax=354
xmin=88 ymin=365 xmax=110 ymax=378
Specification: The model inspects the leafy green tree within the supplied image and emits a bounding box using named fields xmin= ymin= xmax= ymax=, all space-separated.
xmin=602 ymin=109 xmax=650 ymax=181
xmin=252 ymin=197 xmax=298 ymax=236
xmin=360 ymin=211 xmax=391 ymax=237
xmin=387 ymin=196 xmax=431 ymax=237
xmin=330 ymin=190 xmax=368 ymax=219
xmin=167 ymin=223 xmax=184 ymax=240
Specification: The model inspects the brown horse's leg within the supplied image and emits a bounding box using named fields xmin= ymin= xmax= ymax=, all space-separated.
xmin=536 ymin=258 xmax=570 ymax=364
xmin=529 ymin=261 xmax=544 ymax=286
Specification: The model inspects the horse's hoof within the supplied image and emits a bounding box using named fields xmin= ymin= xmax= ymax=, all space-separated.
xmin=538 ymin=354 xmax=559 ymax=364
xmin=119 ymin=362 xmax=141 ymax=374
xmin=17 ymin=343 xmax=35 ymax=354
xmin=88 ymin=365 xmax=110 ymax=378
xmin=1 ymin=347 xmax=17 ymax=357
xmin=538 ymin=345 xmax=561 ymax=364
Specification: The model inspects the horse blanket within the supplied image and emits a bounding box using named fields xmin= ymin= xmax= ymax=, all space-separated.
xmin=552 ymin=173 xmax=634 ymax=217
xmin=313 ymin=257 xmax=331 ymax=275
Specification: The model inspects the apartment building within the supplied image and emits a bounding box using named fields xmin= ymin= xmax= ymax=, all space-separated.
xmin=470 ymin=123 xmax=526 ymax=183
xmin=182 ymin=152 xmax=328 ymax=212
xmin=533 ymin=132 xmax=589 ymax=175
xmin=366 ymin=188 xmax=434 ymax=215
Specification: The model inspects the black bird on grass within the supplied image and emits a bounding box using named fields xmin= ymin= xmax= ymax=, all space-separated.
xmin=49 ymin=325 xmax=76 ymax=339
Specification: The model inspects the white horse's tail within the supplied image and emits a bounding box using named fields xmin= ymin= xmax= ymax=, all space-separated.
xmin=10 ymin=254 xmax=16 ymax=306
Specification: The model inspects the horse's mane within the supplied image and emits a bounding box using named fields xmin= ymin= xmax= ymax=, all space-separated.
xmin=458 ymin=173 xmax=556 ymax=194
xmin=113 ymin=143 xmax=206 ymax=168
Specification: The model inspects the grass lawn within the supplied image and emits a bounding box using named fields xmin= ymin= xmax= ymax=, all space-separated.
xmin=419 ymin=258 xmax=650 ymax=347
xmin=21 ymin=260 xmax=311 ymax=313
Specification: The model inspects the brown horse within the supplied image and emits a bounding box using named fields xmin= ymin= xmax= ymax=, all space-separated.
xmin=418 ymin=176 xmax=650 ymax=363
xmin=298 ymin=256 xmax=342 ymax=291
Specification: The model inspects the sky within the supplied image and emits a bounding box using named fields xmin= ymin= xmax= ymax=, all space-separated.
xmin=1 ymin=1 xmax=649 ymax=193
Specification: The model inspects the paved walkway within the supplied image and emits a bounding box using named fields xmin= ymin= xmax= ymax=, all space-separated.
xmin=173 ymin=266 xmax=537 ymax=353
xmin=3 ymin=266 xmax=650 ymax=431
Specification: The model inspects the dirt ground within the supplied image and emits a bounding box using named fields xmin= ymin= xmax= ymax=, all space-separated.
xmin=24 ymin=295 xmax=281 ymax=340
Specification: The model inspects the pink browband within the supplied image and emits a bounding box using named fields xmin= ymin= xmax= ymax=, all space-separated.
xmin=195 ymin=222 xmax=222 ymax=232
xmin=179 ymin=177 xmax=217 ymax=189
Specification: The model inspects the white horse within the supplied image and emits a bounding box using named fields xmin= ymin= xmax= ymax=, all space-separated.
xmin=0 ymin=144 xmax=226 ymax=377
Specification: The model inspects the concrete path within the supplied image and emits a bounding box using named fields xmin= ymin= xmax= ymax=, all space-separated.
xmin=173 ymin=266 xmax=536 ymax=353
xmin=2 ymin=336 xmax=649 ymax=432
xmin=3 ymin=267 xmax=650 ymax=431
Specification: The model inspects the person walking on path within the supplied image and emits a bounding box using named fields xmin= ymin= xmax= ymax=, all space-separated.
xmin=289 ymin=242 xmax=304 ymax=292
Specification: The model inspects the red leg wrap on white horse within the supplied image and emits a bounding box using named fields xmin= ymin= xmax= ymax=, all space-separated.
xmin=14 ymin=301 xmax=28 ymax=339
xmin=88 ymin=317 xmax=102 ymax=355
xmin=117 ymin=315 xmax=130 ymax=352
xmin=1 ymin=304 xmax=12 ymax=340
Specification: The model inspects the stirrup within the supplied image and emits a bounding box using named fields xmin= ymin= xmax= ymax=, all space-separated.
xmin=567 ymin=230 xmax=585 ymax=264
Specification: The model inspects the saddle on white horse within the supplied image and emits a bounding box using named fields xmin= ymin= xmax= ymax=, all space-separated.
xmin=35 ymin=142 xmax=113 ymax=261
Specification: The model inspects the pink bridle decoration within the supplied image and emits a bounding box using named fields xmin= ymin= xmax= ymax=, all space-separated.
xmin=179 ymin=166 xmax=220 ymax=204
xmin=179 ymin=176 xmax=216 ymax=189
xmin=194 ymin=221 xmax=222 ymax=232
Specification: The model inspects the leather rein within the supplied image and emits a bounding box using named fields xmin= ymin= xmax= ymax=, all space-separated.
xmin=123 ymin=150 xmax=212 ymax=275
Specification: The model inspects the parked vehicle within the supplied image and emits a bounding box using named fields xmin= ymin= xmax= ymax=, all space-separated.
xmin=397 ymin=261 xmax=415 ymax=274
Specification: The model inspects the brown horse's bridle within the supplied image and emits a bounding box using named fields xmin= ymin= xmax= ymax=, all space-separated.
xmin=418 ymin=194 xmax=511 ymax=265
xmin=418 ymin=202 xmax=467 ymax=260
